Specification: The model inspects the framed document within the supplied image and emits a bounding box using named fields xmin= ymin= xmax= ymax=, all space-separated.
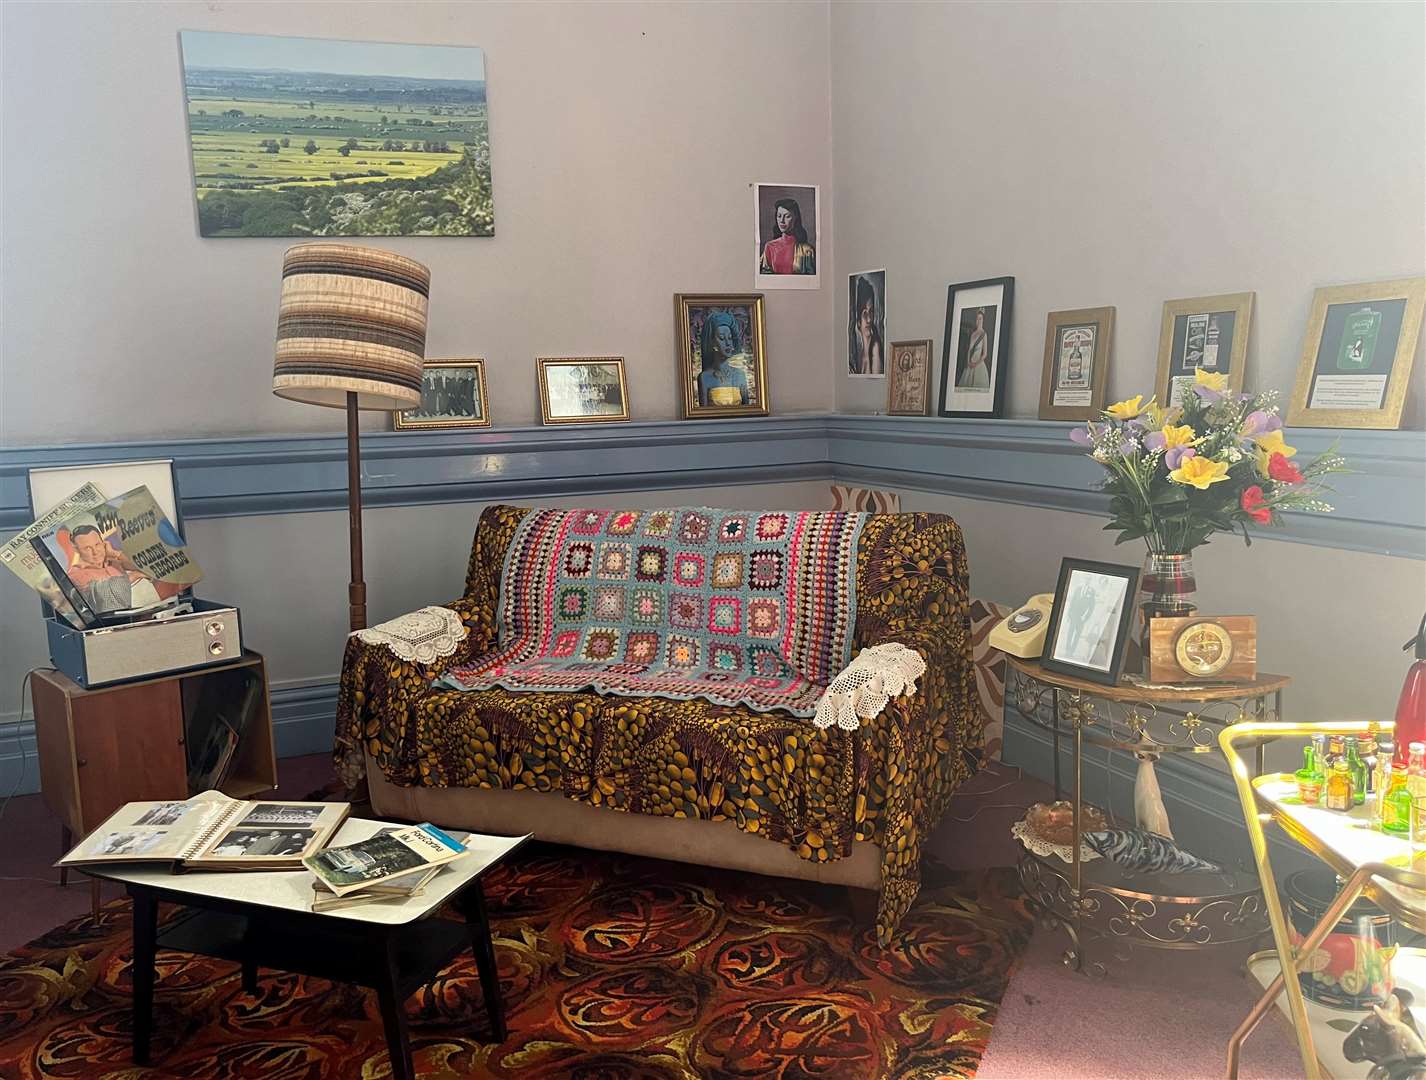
xmin=887 ymin=339 xmax=932 ymax=415
xmin=1038 ymin=306 xmax=1114 ymax=421
xmin=1286 ymin=277 xmax=1425 ymax=429
xmin=1155 ymin=292 xmax=1254 ymax=409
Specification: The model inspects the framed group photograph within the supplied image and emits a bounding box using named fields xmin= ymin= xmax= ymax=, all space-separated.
xmin=939 ymin=276 xmax=1013 ymax=418
xmin=1039 ymin=307 xmax=1114 ymax=421
xmin=848 ymin=270 xmax=887 ymax=376
xmin=393 ymin=359 xmax=490 ymax=430
xmin=537 ymin=358 xmax=630 ymax=425
xmin=675 ymin=294 xmax=769 ymax=419
xmin=1287 ymin=277 xmax=1425 ymax=429
xmin=888 ymin=339 xmax=933 ymax=415
xmin=754 ymin=182 xmax=819 ymax=290
xmin=1155 ymin=292 xmax=1254 ymax=408
xmin=1040 ymin=558 xmax=1141 ymax=686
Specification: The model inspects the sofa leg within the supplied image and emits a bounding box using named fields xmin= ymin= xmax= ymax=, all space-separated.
xmin=845 ymin=886 xmax=878 ymax=932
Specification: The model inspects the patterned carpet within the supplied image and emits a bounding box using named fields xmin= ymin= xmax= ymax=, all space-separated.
xmin=0 ymin=848 xmax=1031 ymax=1079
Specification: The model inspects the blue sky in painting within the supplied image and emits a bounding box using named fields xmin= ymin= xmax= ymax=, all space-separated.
xmin=179 ymin=30 xmax=485 ymax=82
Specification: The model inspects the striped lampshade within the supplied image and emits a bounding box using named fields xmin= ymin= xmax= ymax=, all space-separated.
xmin=273 ymin=243 xmax=430 ymax=411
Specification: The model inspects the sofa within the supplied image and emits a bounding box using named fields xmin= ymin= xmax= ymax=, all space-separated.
xmin=335 ymin=503 xmax=983 ymax=945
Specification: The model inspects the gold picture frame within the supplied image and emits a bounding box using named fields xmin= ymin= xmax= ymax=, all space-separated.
xmin=1038 ymin=307 xmax=1114 ymax=421
xmin=887 ymin=339 xmax=932 ymax=415
xmin=1286 ymin=277 xmax=1425 ymax=429
xmin=1155 ymin=292 xmax=1254 ymax=409
xmin=393 ymin=359 xmax=491 ymax=430
xmin=537 ymin=357 xmax=631 ymax=425
xmin=675 ymin=293 xmax=769 ymax=419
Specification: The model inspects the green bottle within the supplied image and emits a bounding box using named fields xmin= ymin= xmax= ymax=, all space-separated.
xmin=1347 ymin=739 xmax=1369 ymax=806
xmin=1383 ymin=768 xmax=1412 ymax=835
xmin=1295 ymin=744 xmax=1324 ymax=805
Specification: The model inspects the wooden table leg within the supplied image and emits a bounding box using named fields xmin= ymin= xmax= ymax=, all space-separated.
xmin=458 ymin=880 xmax=506 ymax=1042
xmin=375 ymin=938 xmax=413 ymax=1080
xmin=59 ymin=825 xmax=71 ymax=887
xmin=130 ymin=887 xmax=158 ymax=1065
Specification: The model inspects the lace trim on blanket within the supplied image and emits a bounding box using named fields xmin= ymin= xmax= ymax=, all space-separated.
xmin=813 ymin=642 xmax=927 ymax=731
xmin=352 ymin=606 xmax=467 ymax=665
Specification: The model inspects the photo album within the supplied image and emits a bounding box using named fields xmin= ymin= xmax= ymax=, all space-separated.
xmin=58 ymin=790 xmax=349 ymax=871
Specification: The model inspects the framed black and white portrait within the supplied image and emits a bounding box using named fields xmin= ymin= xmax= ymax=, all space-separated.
xmin=1040 ymin=558 xmax=1140 ymax=685
xmin=394 ymin=359 xmax=490 ymax=430
xmin=939 ymin=276 xmax=1013 ymax=418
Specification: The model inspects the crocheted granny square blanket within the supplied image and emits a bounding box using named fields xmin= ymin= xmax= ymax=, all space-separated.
xmin=442 ymin=507 xmax=866 ymax=715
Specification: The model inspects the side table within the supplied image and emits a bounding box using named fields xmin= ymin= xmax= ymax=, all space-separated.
xmin=1007 ymin=656 xmax=1288 ymax=974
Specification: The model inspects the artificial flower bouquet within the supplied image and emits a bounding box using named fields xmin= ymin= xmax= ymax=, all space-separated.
xmin=1071 ymin=368 xmax=1348 ymax=554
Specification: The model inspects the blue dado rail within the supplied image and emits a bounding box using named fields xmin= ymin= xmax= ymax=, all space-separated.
xmin=1 ymin=413 xmax=1422 ymax=557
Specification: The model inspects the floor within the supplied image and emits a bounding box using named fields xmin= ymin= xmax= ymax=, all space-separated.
xmin=0 ymin=755 xmax=1302 ymax=1079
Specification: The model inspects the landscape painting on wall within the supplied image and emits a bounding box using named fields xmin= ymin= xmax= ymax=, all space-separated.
xmin=179 ymin=31 xmax=494 ymax=238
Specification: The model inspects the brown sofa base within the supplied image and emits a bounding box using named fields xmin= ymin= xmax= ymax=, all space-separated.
xmin=365 ymin=750 xmax=881 ymax=890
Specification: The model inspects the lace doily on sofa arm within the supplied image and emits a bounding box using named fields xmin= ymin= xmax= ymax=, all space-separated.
xmin=352 ymin=606 xmax=468 ymax=666
xmin=813 ymin=642 xmax=928 ymax=732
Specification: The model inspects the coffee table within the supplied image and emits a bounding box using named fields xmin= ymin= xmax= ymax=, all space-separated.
xmin=85 ymin=819 xmax=529 ymax=1080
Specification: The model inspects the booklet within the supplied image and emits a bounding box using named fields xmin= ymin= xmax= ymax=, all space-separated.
xmin=309 ymin=828 xmax=471 ymax=911
xmin=58 ymin=791 xmax=349 ymax=871
xmin=303 ymin=823 xmax=469 ymax=897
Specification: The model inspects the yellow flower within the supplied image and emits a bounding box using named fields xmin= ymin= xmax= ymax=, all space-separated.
xmin=1161 ymin=424 xmax=1196 ymax=449
xmin=1194 ymin=368 xmax=1229 ymax=392
xmin=1106 ymin=394 xmax=1154 ymax=420
xmin=1254 ymin=429 xmax=1297 ymax=474
xmin=1143 ymin=401 xmax=1181 ymax=429
xmin=1170 ymin=455 xmax=1231 ymax=489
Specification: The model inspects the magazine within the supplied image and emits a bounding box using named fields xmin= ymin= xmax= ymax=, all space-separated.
xmin=58 ymin=791 xmax=349 ymax=871
xmin=0 ymin=482 xmax=106 ymax=628
xmin=303 ymin=823 xmax=468 ymax=897
xmin=35 ymin=484 xmax=202 ymax=619
xmin=309 ymin=828 xmax=471 ymax=911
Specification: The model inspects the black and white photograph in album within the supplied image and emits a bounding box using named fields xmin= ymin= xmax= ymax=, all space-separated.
xmin=211 ymin=828 xmax=313 ymax=858
xmin=239 ymin=804 xmax=324 ymax=828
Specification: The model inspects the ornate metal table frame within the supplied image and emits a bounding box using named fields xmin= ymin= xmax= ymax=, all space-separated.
xmin=1009 ymin=657 xmax=1288 ymax=975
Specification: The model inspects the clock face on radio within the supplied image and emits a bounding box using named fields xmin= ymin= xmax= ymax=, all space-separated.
xmin=1174 ymin=621 xmax=1234 ymax=677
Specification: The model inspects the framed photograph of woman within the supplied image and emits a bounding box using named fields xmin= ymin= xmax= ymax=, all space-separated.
xmin=1286 ymin=277 xmax=1425 ymax=429
xmin=1038 ymin=307 xmax=1115 ymax=421
xmin=675 ymin=294 xmax=769 ymax=419
xmin=753 ymin=183 xmax=819 ymax=290
xmin=888 ymin=339 xmax=932 ymax=415
xmin=537 ymin=358 xmax=630 ymax=425
xmin=393 ymin=359 xmax=491 ymax=430
xmin=1040 ymin=558 xmax=1140 ymax=686
xmin=848 ymin=270 xmax=886 ymax=377
xmin=1155 ymin=292 xmax=1254 ymax=409
xmin=939 ymin=276 xmax=1013 ymax=418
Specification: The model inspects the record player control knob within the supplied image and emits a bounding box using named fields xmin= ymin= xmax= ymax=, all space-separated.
xmin=206 ymin=621 xmax=224 ymax=637
xmin=208 ymin=641 xmax=225 ymax=656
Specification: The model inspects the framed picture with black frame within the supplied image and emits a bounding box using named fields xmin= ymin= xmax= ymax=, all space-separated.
xmin=939 ymin=276 xmax=1012 ymax=418
xmin=1039 ymin=558 xmax=1140 ymax=686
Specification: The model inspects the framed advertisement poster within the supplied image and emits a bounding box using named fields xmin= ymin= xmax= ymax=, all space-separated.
xmin=1155 ymin=292 xmax=1254 ymax=409
xmin=1038 ymin=307 xmax=1114 ymax=421
xmin=938 ymin=276 xmax=1013 ymax=418
xmin=887 ymin=339 xmax=932 ymax=415
xmin=1286 ymin=277 xmax=1425 ymax=429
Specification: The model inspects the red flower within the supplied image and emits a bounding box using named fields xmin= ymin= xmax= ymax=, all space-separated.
xmin=1267 ymin=453 xmax=1303 ymax=484
xmin=1240 ymin=485 xmax=1272 ymax=524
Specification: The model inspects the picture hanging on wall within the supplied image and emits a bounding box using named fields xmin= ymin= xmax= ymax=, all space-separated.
xmin=848 ymin=270 xmax=887 ymax=377
xmin=1286 ymin=277 xmax=1425 ymax=429
xmin=394 ymin=360 xmax=490 ymax=430
xmin=179 ymin=31 xmax=494 ymax=238
xmin=675 ymin=294 xmax=769 ymax=419
xmin=1154 ymin=292 xmax=1254 ymax=409
xmin=1038 ymin=306 xmax=1115 ymax=421
xmin=939 ymin=276 xmax=1013 ymax=418
xmin=754 ymin=183 xmax=819 ymax=290
xmin=538 ymin=358 xmax=630 ymax=425
xmin=887 ymin=340 xmax=932 ymax=415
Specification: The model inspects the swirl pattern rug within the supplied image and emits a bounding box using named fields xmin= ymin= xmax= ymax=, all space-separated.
xmin=0 ymin=848 xmax=1030 ymax=1079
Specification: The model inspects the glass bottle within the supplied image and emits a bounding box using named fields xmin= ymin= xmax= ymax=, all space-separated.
xmin=1360 ymin=725 xmax=1381 ymax=793
xmin=1408 ymin=742 xmax=1426 ymax=798
xmin=1327 ymin=734 xmax=1347 ymax=769
xmin=1392 ymin=615 xmax=1426 ymax=769
xmin=1376 ymin=740 xmax=1396 ymax=810
xmin=1383 ymin=767 xmax=1412 ymax=835
xmin=1325 ymin=758 xmax=1353 ymax=811
xmin=1347 ymin=739 xmax=1369 ymax=806
xmin=1296 ymin=744 xmax=1324 ymax=806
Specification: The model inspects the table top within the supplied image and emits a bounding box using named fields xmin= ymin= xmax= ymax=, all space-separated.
xmin=85 ymin=818 xmax=530 ymax=926
xmin=1008 ymin=656 xmax=1290 ymax=703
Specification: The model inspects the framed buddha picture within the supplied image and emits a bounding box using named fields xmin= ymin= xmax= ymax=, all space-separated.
xmin=675 ymin=293 xmax=769 ymax=419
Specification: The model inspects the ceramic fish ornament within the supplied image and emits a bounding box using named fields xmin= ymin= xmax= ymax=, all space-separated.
xmin=1082 ymin=828 xmax=1223 ymax=875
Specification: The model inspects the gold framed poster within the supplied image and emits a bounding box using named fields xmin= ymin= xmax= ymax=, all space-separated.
xmin=1155 ymin=292 xmax=1254 ymax=409
xmin=675 ymin=293 xmax=769 ymax=419
xmin=1038 ymin=306 xmax=1114 ymax=421
xmin=537 ymin=358 xmax=630 ymax=425
xmin=393 ymin=359 xmax=491 ymax=430
xmin=887 ymin=339 xmax=932 ymax=415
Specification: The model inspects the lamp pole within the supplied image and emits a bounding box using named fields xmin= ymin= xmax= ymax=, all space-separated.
xmin=346 ymin=391 xmax=366 ymax=632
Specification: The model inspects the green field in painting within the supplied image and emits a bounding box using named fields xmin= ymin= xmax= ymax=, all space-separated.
xmin=191 ymin=132 xmax=458 ymax=188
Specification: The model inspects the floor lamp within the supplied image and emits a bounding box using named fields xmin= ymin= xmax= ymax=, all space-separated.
xmin=272 ymin=242 xmax=430 ymax=632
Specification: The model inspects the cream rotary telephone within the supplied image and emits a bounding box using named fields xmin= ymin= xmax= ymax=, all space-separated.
xmin=988 ymin=593 xmax=1056 ymax=658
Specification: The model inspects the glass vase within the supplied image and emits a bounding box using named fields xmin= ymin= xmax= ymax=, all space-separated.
xmin=1138 ymin=552 xmax=1198 ymax=659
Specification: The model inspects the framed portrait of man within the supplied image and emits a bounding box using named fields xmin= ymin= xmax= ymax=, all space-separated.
xmin=1286 ymin=277 xmax=1425 ymax=429
xmin=1039 ymin=307 xmax=1114 ymax=421
xmin=675 ymin=294 xmax=769 ymax=419
xmin=753 ymin=183 xmax=819 ymax=291
xmin=1155 ymin=292 xmax=1254 ymax=409
xmin=888 ymin=339 xmax=932 ymax=416
xmin=537 ymin=358 xmax=630 ymax=424
xmin=1039 ymin=558 xmax=1140 ymax=686
xmin=393 ymin=359 xmax=491 ymax=430
xmin=939 ymin=276 xmax=1013 ymax=418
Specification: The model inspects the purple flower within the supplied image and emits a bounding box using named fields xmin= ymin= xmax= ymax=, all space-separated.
xmin=1143 ymin=430 xmax=1167 ymax=452
xmin=1194 ymin=385 xmax=1225 ymax=404
xmin=1239 ymin=409 xmax=1281 ymax=439
xmin=1164 ymin=445 xmax=1197 ymax=470
xmin=1069 ymin=426 xmax=1092 ymax=446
